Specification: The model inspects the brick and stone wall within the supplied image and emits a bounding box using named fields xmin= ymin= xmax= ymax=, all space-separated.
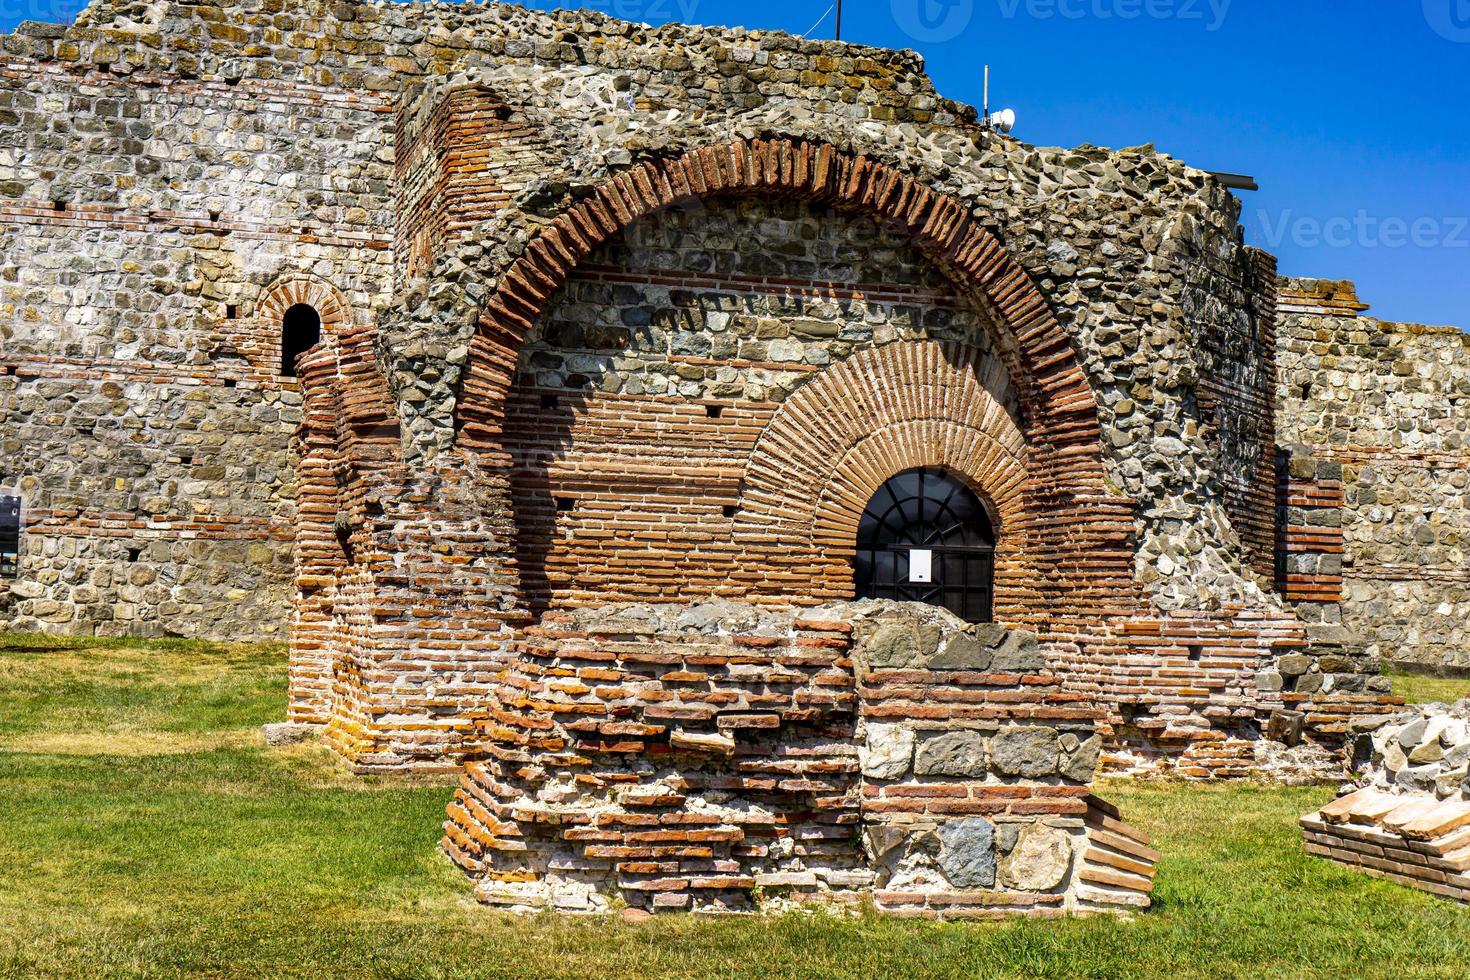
xmin=0 ymin=0 xmax=953 ymax=638
xmin=0 ymin=0 xmax=1403 ymax=779
xmin=1277 ymin=279 xmax=1470 ymax=669
xmin=0 ymin=20 xmax=392 ymax=637
xmin=443 ymin=600 xmax=1158 ymax=916
xmin=504 ymin=196 xmax=1026 ymax=613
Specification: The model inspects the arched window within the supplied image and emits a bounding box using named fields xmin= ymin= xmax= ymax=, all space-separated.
xmin=280 ymin=303 xmax=321 ymax=378
xmin=854 ymin=467 xmax=996 ymax=623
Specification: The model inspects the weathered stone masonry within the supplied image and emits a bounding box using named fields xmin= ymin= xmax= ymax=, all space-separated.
xmin=0 ymin=0 xmax=1428 ymax=770
xmin=1278 ymin=279 xmax=1470 ymax=670
xmin=8 ymin=0 xmax=1467 ymax=918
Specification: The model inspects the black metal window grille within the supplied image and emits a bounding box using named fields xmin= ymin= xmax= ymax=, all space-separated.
xmin=0 ymin=493 xmax=20 ymax=578
xmin=853 ymin=467 xmax=996 ymax=623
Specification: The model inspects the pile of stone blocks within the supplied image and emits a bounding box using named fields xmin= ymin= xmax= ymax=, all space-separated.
xmin=443 ymin=600 xmax=1158 ymax=917
xmin=1351 ymin=701 xmax=1470 ymax=798
xmin=1301 ymin=700 xmax=1470 ymax=904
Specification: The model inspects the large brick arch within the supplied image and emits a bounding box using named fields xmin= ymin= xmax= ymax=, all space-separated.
xmin=454 ymin=137 xmax=1135 ymax=618
xmin=456 ymin=138 xmax=1095 ymax=451
xmin=732 ymin=341 xmax=1039 ymax=618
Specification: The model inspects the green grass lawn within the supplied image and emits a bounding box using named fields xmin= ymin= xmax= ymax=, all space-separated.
xmin=1383 ymin=664 xmax=1470 ymax=707
xmin=2 ymin=634 xmax=1468 ymax=979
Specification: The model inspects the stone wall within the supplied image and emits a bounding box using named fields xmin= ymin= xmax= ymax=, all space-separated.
xmin=298 ymin=39 xmax=1392 ymax=773
xmin=442 ymin=600 xmax=1159 ymax=916
xmin=1277 ymin=279 xmax=1470 ymax=669
xmin=0 ymin=0 xmax=953 ymax=639
xmin=0 ymin=25 xmax=392 ymax=636
xmin=0 ymin=0 xmax=1399 ymax=777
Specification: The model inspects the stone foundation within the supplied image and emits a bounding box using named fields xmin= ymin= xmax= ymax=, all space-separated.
xmin=442 ymin=601 xmax=1157 ymax=916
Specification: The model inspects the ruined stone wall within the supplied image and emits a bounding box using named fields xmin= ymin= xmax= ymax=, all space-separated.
xmin=303 ymin=36 xmax=1378 ymax=771
xmin=0 ymin=1 xmax=1383 ymax=777
xmin=0 ymin=52 xmax=391 ymax=636
xmin=1277 ymin=280 xmax=1470 ymax=669
xmin=443 ymin=600 xmax=1159 ymax=916
xmin=0 ymin=0 xmax=980 ymax=638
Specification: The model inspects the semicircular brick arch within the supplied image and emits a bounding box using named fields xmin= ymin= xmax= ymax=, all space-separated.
xmin=455 ymin=138 xmax=1097 ymax=453
xmin=257 ymin=275 xmax=350 ymax=338
xmin=732 ymin=341 xmax=1039 ymax=619
xmin=455 ymin=137 xmax=1134 ymax=621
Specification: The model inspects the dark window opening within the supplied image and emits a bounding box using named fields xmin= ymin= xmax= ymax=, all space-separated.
xmin=706 ymin=404 xmax=724 ymax=419
xmin=223 ymin=379 xmax=238 ymax=389
xmin=1188 ymin=644 xmax=1203 ymax=662
xmin=225 ymin=304 xmax=238 ymax=319
xmin=0 ymin=494 xmax=20 ymax=578
xmin=280 ymin=303 xmax=321 ymax=378
xmin=51 ymin=200 xmax=66 ymax=212
xmin=541 ymin=393 xmax=560 ymax=410
xmin=722 ymin=504 xmax=738 ymax=518
xmin=854 ymin=467 xmax=996 ymax=623
xmin=555 ymin=497 xmax=575 ymax=513
xmin=127 ymin=547 xmax=142 ymax=563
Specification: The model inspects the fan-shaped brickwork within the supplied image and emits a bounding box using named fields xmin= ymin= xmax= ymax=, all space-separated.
xmin=732 ymin=341 xmax=1039 ymax=618
xmin=258 ymin=275 xmax=350 ymax=335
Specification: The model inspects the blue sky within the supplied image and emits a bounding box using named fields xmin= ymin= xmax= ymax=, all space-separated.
xmin=6 ymin=0 xmax=1466 ymax=326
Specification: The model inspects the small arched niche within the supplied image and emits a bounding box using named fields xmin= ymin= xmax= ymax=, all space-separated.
xmin=280 ymin=303 xmax=322 ymax=378
xmin=854 ymin=467 xmax=997 ymax=623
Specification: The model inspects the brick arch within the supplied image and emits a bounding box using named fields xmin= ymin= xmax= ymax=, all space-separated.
xmin=454 ymin=137 xmax=1133 ymax=620
xmin=454 ymin=138 xmax=1098 ymax=455
xmin=257 ymin=274 xmax=350 ymax=336
xmin=732 ymin=341 xmax=1039 ymax=618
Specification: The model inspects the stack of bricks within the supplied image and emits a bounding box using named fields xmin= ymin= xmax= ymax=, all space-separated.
xmin=1301 ymin=788 xmax=1470 ymax=905
xmin=442 ymin=601 xmax=1157 ymax=916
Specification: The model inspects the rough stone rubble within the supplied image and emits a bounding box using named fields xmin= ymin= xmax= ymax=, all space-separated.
xmin=1301 ymin=699 xmax=1470 ymax=905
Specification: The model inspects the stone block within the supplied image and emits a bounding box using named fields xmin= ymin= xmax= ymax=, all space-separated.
xmin=862 ymin=723 xmax=915 ymax=780
xmin=1266 ymin=710 xmax=1305 ymax=747
xmin=937 ymin=817 xmax=996 ymax=889
xmin=1061 ymin=734 xmax=1102 ymax=782
xmin=990 ymin=630 xmax=1043 ymax=673
xmin=1277 ymin=654 xmax=1312 ymax=677
xmin=867 ymin=624 xmax=921 ymax=668
xmin=990 ymin=726 xmax=1060 ymax=778
xmin=914 ymin=730 xmax=988 ymax=777
xmin=928 ymin=634 xmax=992 ymax=671
xmin=998 ymin=824 xmax=1073 ymax=891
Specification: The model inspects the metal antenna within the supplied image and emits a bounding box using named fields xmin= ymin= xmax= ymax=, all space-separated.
xmin=983 ymin=65 xmax=990 ymax=129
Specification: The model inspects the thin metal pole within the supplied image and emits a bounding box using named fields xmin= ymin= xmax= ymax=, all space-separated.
xmin=983 ymin=65 xmax=990 ymax=124
xmin=835 ymin=0 xmax=842 ymax=40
